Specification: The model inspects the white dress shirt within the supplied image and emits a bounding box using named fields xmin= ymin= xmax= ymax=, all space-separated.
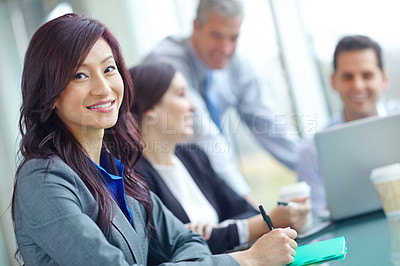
xmin=153 ymin=155 xmax=250 ymax=244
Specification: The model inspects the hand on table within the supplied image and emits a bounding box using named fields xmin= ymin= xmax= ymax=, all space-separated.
xmin=185 ymin=222 xmax=213 ymax=240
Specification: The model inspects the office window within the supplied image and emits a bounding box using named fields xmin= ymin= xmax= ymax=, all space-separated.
xmin=227 ymin=0 xmax=299 ymax=210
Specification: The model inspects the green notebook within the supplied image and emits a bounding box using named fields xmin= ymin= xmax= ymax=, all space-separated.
xmin=288 ymin=236 xmax=348 ymax=266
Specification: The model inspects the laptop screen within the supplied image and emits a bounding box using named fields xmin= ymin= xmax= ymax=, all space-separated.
xmin=315 ymin=113 xmax=400 ymax=221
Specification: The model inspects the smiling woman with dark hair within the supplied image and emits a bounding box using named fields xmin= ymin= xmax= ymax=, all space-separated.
xmin=12 ymin=13 xmax=243 ymax=266
xmin=12 ymin=13 xmax=299 ymax=266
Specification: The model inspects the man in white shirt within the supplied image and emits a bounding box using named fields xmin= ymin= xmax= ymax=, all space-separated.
xmin=296 ymin=35 xmax=400 ymax=215
xmin=144 ymin=0 xmax=301 ymax=203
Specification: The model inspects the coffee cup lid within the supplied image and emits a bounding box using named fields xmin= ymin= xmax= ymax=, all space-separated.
xmin=279 ymin=181 xmax=311 ymax=200
xmin=370 ymin=163 xmax=400 ymax=184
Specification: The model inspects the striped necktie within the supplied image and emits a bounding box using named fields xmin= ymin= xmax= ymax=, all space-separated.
xmin=204 ymin=72 xmax=222 ymax=132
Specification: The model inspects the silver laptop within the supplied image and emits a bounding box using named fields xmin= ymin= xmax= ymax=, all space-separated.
xmin=315 ymin=113 xmax=400 ymax=221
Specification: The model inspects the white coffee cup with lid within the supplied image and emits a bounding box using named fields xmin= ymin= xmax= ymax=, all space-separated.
xmin=279 ymin=181 xmax=313 ymax=233
xmin=370 ymin=163 xmax=400 ymax=220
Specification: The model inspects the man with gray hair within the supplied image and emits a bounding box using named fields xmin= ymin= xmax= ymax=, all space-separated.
xmin=143 ymin=0 xmax=301 ymax=203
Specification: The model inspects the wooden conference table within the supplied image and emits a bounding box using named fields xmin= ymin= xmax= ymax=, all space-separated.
xmin=297 ymin=210 xmax=399 ymax=265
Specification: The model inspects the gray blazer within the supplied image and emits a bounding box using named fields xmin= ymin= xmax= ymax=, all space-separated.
xmin=13 ymin=158 xmax=238 ymax=265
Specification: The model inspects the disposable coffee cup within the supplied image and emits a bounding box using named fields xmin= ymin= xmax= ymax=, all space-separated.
xmin=279 ymin=181 xmax=313 ymax=233
xmin=370 ymin=163 xmax=400 ymax=219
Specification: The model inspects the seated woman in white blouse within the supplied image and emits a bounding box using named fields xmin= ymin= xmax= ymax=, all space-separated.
xmin=130 ymin=63 xmax=310 ymax=254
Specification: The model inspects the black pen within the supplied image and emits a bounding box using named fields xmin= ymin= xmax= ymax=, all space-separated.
xmin=258 ymin=204 xmax=274 ymax=231
xmin=277 ymin=201 xmax=288 ymax=206
xmin=277 ymin=201 xmax=300 ymax=207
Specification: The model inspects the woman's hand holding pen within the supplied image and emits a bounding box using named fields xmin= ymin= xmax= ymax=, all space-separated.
xmin=230 ymin=227 xmax=298 ymax=266
xmin=231 ymin=205 xmax=298 ymax=265
xmin=269 ymin=196 xmax=311 ymax=232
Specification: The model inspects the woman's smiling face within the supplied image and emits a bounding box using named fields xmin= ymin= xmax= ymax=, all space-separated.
xmin=54 ymin=38 xmax=124 ymax=139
